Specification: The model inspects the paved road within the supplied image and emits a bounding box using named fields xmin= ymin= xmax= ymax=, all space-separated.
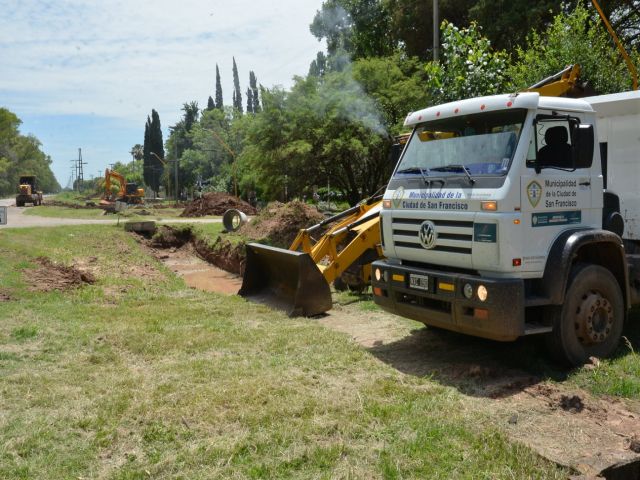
xmin=0 ymin=197 xmax=222 ymax=229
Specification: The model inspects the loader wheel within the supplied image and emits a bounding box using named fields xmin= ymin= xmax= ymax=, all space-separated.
xmin=333 ymin=277 xmax=348 ymax=292
xmin=546 ymin=263 xmax=624 ymax=367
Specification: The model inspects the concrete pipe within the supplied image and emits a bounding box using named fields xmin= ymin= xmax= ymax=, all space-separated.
xmin=223 ymin=209 xmax=248 ymax=232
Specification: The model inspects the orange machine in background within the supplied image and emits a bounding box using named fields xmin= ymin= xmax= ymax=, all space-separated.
xmin=102 ymin=169 xmax=145 ymax=204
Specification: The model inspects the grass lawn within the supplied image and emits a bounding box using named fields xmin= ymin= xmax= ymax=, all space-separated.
xmin=24 ymin=205 xmax=221 ymax=222
xmin=24 ymin=205 xmax=108 ymax=219
xmin=0 ymin=225 xmax=565 ymax=479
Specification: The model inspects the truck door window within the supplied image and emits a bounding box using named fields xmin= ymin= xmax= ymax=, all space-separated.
xmin=527 ymin=120 xmax=573 ymax=169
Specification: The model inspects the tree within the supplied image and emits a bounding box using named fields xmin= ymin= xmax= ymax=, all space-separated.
xmin=207 ymin=96 xmax=215 ymax=111
xmin=467 ymin=0 xmax=564 ymax=51
xmin=0 ymin=108 xmax=60 ymax=196
xmin=232 ymin=57 xmax=243 ymax=112
xmin=145 ymin=109 xmax=164 ymax=195
xmin=509 ymin=4 xmax=635 ymax=94
xmin=249 ymin=71 xmax=261 ymax=113
xmin=308 ymin=51 xmax=327 ymax=77
xmin=130 ymin=144 xmax=143 ymax=161
xmin=424 ymin=21 xmax=512 ymax=103
xmin=239 ymin=54 xmax=430 ymax=205
xmin=215 ymin=64 xmax=224 ymax=109
xmin=142 ymin=117 xmax=153 ymax=189
xmin=246 ymin=88 xmax=254 ymax=114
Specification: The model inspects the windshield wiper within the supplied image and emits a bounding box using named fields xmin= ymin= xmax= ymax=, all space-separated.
xmin=396 ymin=167 xmax=431 ymax=184
xmin=430 ymin=165 xmax=476 ymax=185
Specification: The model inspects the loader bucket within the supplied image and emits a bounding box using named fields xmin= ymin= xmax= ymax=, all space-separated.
xmin=239 ymin=243 xmax=332 ymax=317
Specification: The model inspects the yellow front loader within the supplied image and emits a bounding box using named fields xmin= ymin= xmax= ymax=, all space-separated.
xmin=239 ymin=197 xmax=383 ymax=317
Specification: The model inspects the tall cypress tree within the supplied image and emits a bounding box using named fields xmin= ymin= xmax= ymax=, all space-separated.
xmin=249 ymin=71 xmax=260 ymax=113
xmin=246 ymin=88 xmax=254 ymax=114
xmin=143 ymin=116 xmax=152 ymax=188
xmin=148 ymin=109 xmax=164 ymax=195
xmin=207 ymin=96 xmax=214 ymax=111
xmin=215 ymin=64 xmax=223 ymax=109
xmin=232 ymin=57 xmax=243 ymax=112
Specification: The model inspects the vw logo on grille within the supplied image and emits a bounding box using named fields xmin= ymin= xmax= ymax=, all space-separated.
xmin=418 ymin=221 xmax=437 ymax=249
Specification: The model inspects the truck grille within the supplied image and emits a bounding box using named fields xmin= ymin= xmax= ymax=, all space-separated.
xmin=391 ymin=217 xmax=473 ymax=254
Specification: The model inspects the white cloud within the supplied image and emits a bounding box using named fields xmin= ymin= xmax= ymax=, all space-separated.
xmin=0 ymin=0 xmax=326 ymax=123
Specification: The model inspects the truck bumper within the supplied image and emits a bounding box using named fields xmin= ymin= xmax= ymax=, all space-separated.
xmin=371 ymin=260 xmax=525 ymax=341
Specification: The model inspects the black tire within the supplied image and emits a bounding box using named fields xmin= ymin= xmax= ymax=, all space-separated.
xmin=16 ymin=200 xmax=24 ymax=207
xmin=546 ymin=263 xmax=624 ymax=366
xmin=333 ymin=276 xmax=348 ymax=292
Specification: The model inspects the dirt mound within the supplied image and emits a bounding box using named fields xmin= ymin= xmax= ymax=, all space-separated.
xmin=239 ymin=201 xmax=325 ymax=248
xmin=26 ymin=257 xmax=96 ymax=292
xmin=180 ymin=192 xmax=256 ymax=217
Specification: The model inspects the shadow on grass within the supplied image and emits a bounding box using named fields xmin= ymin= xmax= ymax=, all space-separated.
xmin=365 ymin=306 xmax=640 ymax=399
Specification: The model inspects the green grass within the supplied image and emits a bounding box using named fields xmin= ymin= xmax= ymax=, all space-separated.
xmin=24 ymin=205 xmax=108 ymax=219
xmin=24 ymin=205 xmax=222 ymax=222
xmin=0 ymin=225 xmax=565 ymax=479
xmin=568 ymin=318 xmax=640 ymax=398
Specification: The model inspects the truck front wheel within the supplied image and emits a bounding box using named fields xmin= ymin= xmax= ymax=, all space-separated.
xmin=547 ymin=263 xmax=624 ymax=367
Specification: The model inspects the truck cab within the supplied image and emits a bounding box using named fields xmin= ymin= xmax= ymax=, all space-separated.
xmin=371 ymin=91 xmax=640 ymax=365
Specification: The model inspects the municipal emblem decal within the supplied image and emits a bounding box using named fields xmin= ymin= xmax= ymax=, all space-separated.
xmin=392 ymin=186 xmax=405 ymax=208
xmin=418 ymin=220 xmax=438 ymax=249
xmin=527 ymin=181 xmax=542 ymax=208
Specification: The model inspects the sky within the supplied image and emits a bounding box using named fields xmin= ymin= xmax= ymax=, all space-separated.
xmin=0 ymin=0 xmax=326 ymax=187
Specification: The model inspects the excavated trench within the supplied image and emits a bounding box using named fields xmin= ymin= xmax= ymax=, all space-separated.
xmin=138 ymin=225 xmax=244 ymax=295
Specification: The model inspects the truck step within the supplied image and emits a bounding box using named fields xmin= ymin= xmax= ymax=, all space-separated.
xmin=525 ymin=296 xmax=551 ymax=307
xmin=524 ymin=323 xmax=553 ymax=335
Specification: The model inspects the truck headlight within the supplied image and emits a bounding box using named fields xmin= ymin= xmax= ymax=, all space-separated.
xmin=375 ymin=268 xmax=382 ymax=281
xmin=477 ymin=285 xmax=488 ymax=302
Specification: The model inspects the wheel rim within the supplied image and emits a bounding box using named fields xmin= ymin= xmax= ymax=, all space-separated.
xmin=574 ymin=290 xmax=614 ymax=345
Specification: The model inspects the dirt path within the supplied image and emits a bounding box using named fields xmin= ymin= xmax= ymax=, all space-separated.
xmin=321 ymin=303 xmax=640 ymax=477
xmin=128 ymin=238 xmax=640 ymax=477
xmin=0 ymin=198 xmax=222 ymax=229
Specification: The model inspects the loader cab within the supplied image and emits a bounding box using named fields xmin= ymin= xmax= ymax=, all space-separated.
xmin=19 ymin=176 xmax=38 ymax=189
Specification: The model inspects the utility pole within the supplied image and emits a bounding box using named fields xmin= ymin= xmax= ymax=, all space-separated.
xmin=174 ymin=141 xmax=179 ymax=203
xmin=433 ymin=0 xmax=440 ymax=62
xmin=69 ymin=148 xmax=87 ymax=191
xmin=77 ymin=148 xmax=87 ymax=191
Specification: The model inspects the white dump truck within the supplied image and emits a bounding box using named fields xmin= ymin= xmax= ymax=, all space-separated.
xmin=371 ymin=90 xmax=640 ymax=365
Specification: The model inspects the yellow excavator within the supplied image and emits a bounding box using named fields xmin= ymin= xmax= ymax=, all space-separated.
xmin=102 ymin=168 xmax=145 ymax=205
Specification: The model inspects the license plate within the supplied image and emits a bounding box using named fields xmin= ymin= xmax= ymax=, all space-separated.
xmin=409 ymin=274 xmax=429 ymax=291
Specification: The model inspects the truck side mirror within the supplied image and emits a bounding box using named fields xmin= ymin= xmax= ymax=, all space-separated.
xmin=573 ymin=124 xmax=594 ymax=169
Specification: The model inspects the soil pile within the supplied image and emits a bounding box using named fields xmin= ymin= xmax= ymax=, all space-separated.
xmin=180 ymin=193 xmax=256 ymax=217
xmin=239 ymin=201 xmax=325 ymax=248
xmin=26 ymin=257 xmax=96 ymax=292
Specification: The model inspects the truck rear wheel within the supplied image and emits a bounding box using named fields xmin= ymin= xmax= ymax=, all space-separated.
xmin=546 ymin=263 xmax=624 ymax=366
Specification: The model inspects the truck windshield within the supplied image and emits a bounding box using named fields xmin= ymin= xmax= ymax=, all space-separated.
xmin=395 ymin=108 xmax=527 ymax=177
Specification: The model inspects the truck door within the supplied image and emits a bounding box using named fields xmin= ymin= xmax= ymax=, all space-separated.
xmin=520 ymin=114 xmax=600 ymax=272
